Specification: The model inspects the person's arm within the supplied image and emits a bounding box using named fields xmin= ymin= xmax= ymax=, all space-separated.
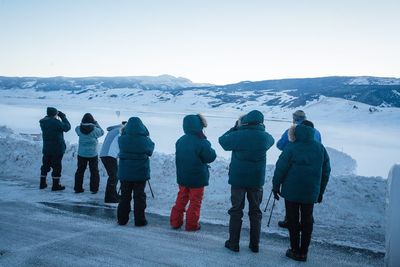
xmin=91 ymin=122 xmax=105 ymax=138
xmin=199 ymin=140 xmax=217 ymax=163
xmin=320 ymin=146 xmax=331 ymax=196
xmin=57 ymin=111 xmax=71 ymax=132
xmin=265 ymin=132 xmax=275 ymax=150
xmin=276 ymin=129 xmax=289 ymax=151
xmin=218 ymin=127 xmax=239 ymax=151
xmin=272 ymin=148 xmax=292 ymax=192
xmin=315 ymin=129 xmax=322 ymax=143
xmin=146 ymin=138 xmax=155 ymax=157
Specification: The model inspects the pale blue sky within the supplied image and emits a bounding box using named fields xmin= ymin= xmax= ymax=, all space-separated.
xmin=0 ymin=0 xmax=399 ymax=84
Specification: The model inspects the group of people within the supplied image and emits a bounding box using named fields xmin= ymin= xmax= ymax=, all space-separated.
xmin=39 ymin=107 xmax=330 ymax=262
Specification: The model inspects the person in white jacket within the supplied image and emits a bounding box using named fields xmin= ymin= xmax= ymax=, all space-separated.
xmin=99 ymin=121 xmax=126 ymax=203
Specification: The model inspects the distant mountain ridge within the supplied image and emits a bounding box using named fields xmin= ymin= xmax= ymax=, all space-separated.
xmin=0 ymin=75 xmax=399 ymax=108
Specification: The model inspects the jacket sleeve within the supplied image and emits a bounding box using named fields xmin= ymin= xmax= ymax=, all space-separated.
xmin=58 ymin=115 xmax=71 ymax=132
xmin=91 ymin=123 xmax=105 ymax=138
xmin=315 ymin=129 xmax=322 ymax=143
xmin=146 ymin=138 xmax=155 ymax=157
xmin=108 ymin=134 xmax=120 ymax=158
xmin=199 ymin=140 xmax=217 ymax=164
xmin=265 ymin=132 xmax=275 ymax=150
xmin=218 ymin=128 xmax=239 ymax=151
xmin=272 ymin=148 xmax=292 ymax=191
xmin=276 ymin=129 xmax=289 ymax=151
xmin=320 ymin=146 xmax=331 ymax=195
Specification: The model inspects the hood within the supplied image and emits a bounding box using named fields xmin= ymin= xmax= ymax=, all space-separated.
xmin=294 ymin=124 xmax=314 ymax=142
xmin=80 ymin=123 xmax=95 ymax=135
xmin=183 ymin=115 xmax=204 ymax=134
xmin=241 ymin=110 xmax=264 ymax=125
xmin=123 ymin=117 xmax=149 ymax=136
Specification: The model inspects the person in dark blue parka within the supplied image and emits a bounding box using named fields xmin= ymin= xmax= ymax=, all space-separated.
xmin=272 ymin=122 xmax=330 ymax=262
xmin=39 ymin=107 xmax=71 ymax=191
xmin=170 ymin=114 xmax=217 ymax=231
xmin=117 ymin=117 xmax=155 ymax=227
xmin=219 ymin=110 xmax=275 ymax=253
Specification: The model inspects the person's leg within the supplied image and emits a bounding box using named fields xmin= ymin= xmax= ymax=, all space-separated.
xmin=170 ymin=186 xmax=190 ymax=229
xmin=40 ymin=154 xmax=51 ymax=189
xmin=300 ymin=203 xmax=314 ymax=259
xmin=74 ymin=155 xmax=87 ymax=192
xmin=186 ymin=187 xmax=205 ymax=231
xmin=88 ymin=156 xmax=100 ymax=193
xmin=247 ymin=187 xmax=263 ymax=252
xmin=225 ymin=186 xmax=246 ymax=252
xmin=51 ymin=154 xmax=65 ymax=191
xmin=101 ymin=157 xmax=119 ymax=203
xmin=117 ymin=181 xmax=133 ymax=225
xmin=285 ymin=200 xmax=301 ymax=252
xmin=133 ymin=181 xmax=147 ymax=226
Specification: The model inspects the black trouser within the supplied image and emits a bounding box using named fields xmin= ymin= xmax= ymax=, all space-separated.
xmin=228 ymin=186 xmax=263 ymax=246
xmin=100 ymin=156 xmax=118 ymax=187
xmin=117 ymin=181 xmax=147 ymax=224
xmin=74 ymin=155 xmax=100 ymax=192
xmin=40 ymin=154 xmax=63 ymax=178
xmin=285 ymin=200 xmax=314 ymax=254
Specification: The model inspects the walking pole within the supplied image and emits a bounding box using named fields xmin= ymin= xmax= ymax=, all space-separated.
xmin=263 ymin=191 xmax=273 ymax=212
xmin=267 ymin=198 xmax=276 ymax=227
xmin=147 ymin=180 xmax=155 ymax=199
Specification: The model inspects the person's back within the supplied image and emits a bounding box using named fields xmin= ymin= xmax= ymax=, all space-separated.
xmin=219 ymin=110 xmax=275 ymax=188
xmin=117 ymin=117 xmax=155 ymax=227
xmin=175 ymin=115 xmax=216 ymax=188
xmin=75 ymin=120 xmax=104 ymax=158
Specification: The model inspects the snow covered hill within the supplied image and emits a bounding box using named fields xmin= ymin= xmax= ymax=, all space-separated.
xmin=1 ymin=75 xmax=399 ymax=108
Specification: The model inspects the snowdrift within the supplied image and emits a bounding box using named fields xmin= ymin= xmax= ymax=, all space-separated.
xmin=0 ymin=126 xmax=385 ymax=252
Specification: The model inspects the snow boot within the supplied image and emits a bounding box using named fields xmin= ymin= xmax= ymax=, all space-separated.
xmin=249 ymin=243 xmax=259 ymax=253
xmin=75 ymin=188 xmax=84 ymax=193
xmin=225 ymin=240 xmax=239 ymax=252
xmin=135 ymin=218 xmax=148 ymax=227
xmin=104 ymin=184 xmax=119 ymax=203
xmin=51 ymin=178 xmax=65 ymax=191
xmin=286 ymin=248 xmax=305 ymax=262
xmin=39 ymin=176 xmax=47 ymax=189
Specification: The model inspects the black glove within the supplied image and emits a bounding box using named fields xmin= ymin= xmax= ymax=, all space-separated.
xmin=57 ymin=111 xmax=66 ymax=118
xmin=272 ymin=189 xmax=280 ymax=201
xmin=317 ymin=194 xmax=323 ymax=203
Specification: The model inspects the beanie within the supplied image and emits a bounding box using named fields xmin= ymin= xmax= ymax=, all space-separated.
xmin=47 ymin=107 xmax=58 ymax=117
xmin=293 ymin=110 xmax=306 ymax=124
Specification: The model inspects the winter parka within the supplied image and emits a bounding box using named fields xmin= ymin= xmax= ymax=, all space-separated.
xmin=272 ymin=124 xmax=331 ymax=204
xmin=39 ymin=114 xmax=71 ymax=155
xmin=219 ymin=110 xmax=275 ymax=188
xmin=277 ymin=126 xmax=322 ymax=151
xmin=175 ymin=114 xmax=217 ymax=188
xmin=75 ymin=122 xmax=104 ymax=157
xmin=117 ymin=117 xmax=155 ymax=182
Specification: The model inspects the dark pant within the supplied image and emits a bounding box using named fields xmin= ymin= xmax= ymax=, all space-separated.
xmin=40 ymin=154 xmax=63 ymax=178
xmin=117 ymin=181 xmax=147 ymax=224
xmin=100 ymin=157 xmax=118 ymax=195
xmin=228 ymin=186 xmax=263 ymax=246
xmin=285 ymin=200 xmax=314 ymax=254
xmin=74 ymin=155 xmax=100 ymax=192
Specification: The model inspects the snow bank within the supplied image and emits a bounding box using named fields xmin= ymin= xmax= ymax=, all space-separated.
xmin=386 ymin=165 xmax=400 ymax=266
xmin=0 ymin=126 xmax=385 ymax=251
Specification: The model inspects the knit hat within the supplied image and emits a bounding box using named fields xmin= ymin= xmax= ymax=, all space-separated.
xmin=47 ymin=107 xmax=58 ymax=117
xmin=81 ymin=113 xmax=95 ymax=123
xmin=292 ymin=110 xmax=306 ymax=124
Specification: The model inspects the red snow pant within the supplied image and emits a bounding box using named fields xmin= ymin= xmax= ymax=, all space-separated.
xmin=170 ymin=185 xmax=204 ymax=231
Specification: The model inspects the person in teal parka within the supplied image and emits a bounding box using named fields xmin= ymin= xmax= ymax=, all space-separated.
xmin=117 ymin=117 xmax=155 ymax=227
xmin=272 ymin=121 xmax=331 ymax=262
xmin=219 ymin=110 xmax=275 ymax=253
xmin=170 ymin=114 xmax=217 ymax=231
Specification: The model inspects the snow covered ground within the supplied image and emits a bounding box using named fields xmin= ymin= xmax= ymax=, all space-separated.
xmin=0 ymin=127 xmax=386 ymax=253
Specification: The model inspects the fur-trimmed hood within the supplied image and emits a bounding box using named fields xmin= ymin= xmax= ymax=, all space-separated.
xmin=183 ymin=114 xmax=207 ymax=135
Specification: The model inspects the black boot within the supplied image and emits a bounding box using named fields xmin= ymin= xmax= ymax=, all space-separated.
xmin=286 ymin=248 xmax=304 ymax=261
xmin=52 ymin=178 xmax=65 ymax=191
xmin=225 ymin=217 xmax=242 ymax=252
xmin=225 ymin=240 xmax=240 ymax=252
xmin=104 ymin=184 xmax=119 ymax=203
xmin=40 ymin=176 xmax=47 ymax=189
